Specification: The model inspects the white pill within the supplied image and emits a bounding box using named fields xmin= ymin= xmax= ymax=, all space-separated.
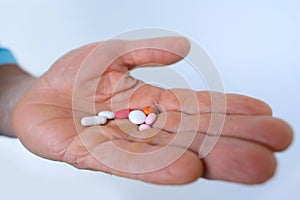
xmin=145 ymin=113 xmax=157 ymax=125
xmin=128 ymin=110 xmax=146 ymax=124
xmin=98 ymin=111 xmax=115 ymax=119
xmin=81 ymin=116 xmax=107 ymax=126
xmin=138 ymin=124 xmax=151 ymax=131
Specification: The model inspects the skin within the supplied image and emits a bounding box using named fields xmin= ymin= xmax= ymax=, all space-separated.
xmin=0 ymin=37 xmax=293 ymax=185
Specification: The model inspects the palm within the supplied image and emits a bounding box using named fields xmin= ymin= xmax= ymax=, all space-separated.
xmin=13 ymin=37 xmax=293 ymax=185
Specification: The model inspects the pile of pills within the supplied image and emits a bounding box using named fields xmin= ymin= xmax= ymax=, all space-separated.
xmin=81 ymin=106 xmax=158 ymax=131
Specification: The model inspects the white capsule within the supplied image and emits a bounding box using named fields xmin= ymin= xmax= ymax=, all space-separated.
xmin=128 ymin=110 xmax=146 ymax=124
xmin=98 ymin=110 xmax=115 ymax=119
xmin=145 ymin=113 xmax=157 ymax=125
xmin=81 ymin=116 xmax=107 ymax=126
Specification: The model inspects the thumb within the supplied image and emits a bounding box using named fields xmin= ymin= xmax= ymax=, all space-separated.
xmin=73 ymin=37 xmax=190 ymax=96
xmin=121 ymin=36 xmax=191 ymax=70
xmin=78 ymin=37 xmax=191 ymax=81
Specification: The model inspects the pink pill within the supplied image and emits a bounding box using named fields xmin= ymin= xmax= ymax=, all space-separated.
xmin=145 ymin=113 xmax=157 ymax=125
xmin=138 ymin=124 xmax=151 ymax=131
xmin=115 ymin=109 xmax=133 ymax=119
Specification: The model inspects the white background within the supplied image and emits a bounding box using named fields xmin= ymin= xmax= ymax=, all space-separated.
xmin=0 ymin=0 xmax=299 ymax=199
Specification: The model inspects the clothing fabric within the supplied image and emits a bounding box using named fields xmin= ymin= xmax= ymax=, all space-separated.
xmin=0 ymin=47 xmax=18 ymax=65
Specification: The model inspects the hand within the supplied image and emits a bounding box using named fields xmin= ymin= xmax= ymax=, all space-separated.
xmin=13 ymin=37 xmax=293 ymax=185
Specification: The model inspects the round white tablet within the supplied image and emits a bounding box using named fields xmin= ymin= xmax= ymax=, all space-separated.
xmin=128 ymin=110 xmax=146 ymax=124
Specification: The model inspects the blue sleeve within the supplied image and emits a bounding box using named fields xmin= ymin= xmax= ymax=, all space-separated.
xmin=0 ymin=47 xmax=18 ymax=66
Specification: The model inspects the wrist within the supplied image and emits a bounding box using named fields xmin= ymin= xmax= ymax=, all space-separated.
xmin=0 ymin=64 xmax=37 ymax=137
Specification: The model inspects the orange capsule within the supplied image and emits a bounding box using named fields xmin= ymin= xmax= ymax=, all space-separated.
xmin=143 ymin=106 xmax=151 ymax=115
xmin=143 ymin=106 xmax=159 ymax=115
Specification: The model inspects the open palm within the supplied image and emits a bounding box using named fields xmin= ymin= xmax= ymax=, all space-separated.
xmin=13 ymin=37 xmax=293 ymax=185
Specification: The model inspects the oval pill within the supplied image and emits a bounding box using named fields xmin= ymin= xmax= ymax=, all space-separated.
xmin=128 ymin=110 xmax=146 ymax=124
xmin=115 ymin=109 xmax=133 ymax=119
xmin=81 ymin=116 xmax=107 ymax=126
xmin=145 ymin=113 xmax=157 ymax=125
xmin=98 ymin=110 xmax=115 ymax=119
xmin=143 ymin=106 xmax=151 ymax=115
xmin=143 ymin=106 xmax=159 ymax=115
xmin=138 ymin=124 xmax=151 ymax=131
